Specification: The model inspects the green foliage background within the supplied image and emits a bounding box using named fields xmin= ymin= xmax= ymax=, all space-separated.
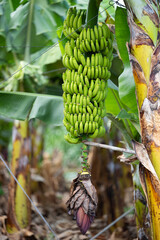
xmin=0 ymin=0 xmax=141 ymax=164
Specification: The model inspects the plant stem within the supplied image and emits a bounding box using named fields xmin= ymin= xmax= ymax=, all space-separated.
xmin=24 ymin=0 xmax=34 ymax=62
xmin=86 ymin=0 xmax=102 ymax=28
xmin=83 ymin=141 xmax=135 ymax=154
xmin=8 ymin=0 xmax=14 ymax=12
xmin=7 ymin=0 xmax=19 ymax=66
xmin=80 ymin=143 xmax=90 ymax=172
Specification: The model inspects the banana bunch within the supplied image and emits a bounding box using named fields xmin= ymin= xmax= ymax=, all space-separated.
xmin=63 ymin=7 xmax=86 ymax=39
xmin=77 ymin=23 xmax=114 ymax=58
xmin=62 ymin=7 xmax=114 ymax=144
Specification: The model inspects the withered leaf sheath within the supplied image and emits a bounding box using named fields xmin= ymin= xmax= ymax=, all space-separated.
xmin=66 ymin=172 xmax=98 ymax=234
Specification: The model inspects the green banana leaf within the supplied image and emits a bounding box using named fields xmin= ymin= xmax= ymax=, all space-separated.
xmin=115 ymin=7 xmax=137 ymax=112
xmin=0 ymin=91 xmax=64 ymax=125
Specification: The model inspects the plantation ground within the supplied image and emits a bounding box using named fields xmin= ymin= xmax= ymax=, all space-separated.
xmin=0 ymin=151 xmax=137 ymax=240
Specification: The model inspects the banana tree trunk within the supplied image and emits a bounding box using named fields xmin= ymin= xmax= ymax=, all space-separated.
xmin=124 ymin=0 xmax=160 ymax=239
xmin=6 ymin=120 xmax=31 ymax=233
xmin=31 ymin=120 xmax=44 ymax=168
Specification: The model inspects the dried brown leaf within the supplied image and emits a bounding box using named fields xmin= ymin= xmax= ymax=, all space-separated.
xmin=118 ymin=154 xmax=137 ymax=164
xmin=82 ymin=179 xmax=98 ymax=204
xmin=133 ymin=140 xmax=159 ymax=182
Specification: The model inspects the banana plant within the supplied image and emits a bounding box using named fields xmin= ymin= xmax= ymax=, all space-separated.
xmin=7 ymin=120 xmax=31 ymax=233
xmin=122 ymin=0 xmax=160 ymax=239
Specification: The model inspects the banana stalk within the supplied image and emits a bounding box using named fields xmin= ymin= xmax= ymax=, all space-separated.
xmin=86 ymin=0 xmax=102 ymax=28
xmin=6 ymin=120 xmax=31 ymax=233
xmin=124 ymin=0 xmax=160 ymax=238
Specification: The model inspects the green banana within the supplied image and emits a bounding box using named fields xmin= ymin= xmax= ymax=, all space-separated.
xmin=76 ymin=38 xmax=80 ymax=49
xmin=88 ymin=121 xmax=92 ymax=133
xmin=77 ymin=14 xmax=83 ymax=30
xmin=91 ymin=66 xmax=95 ymax=79
xmin=87 ymin=67 xmax=91 ymax=79
xmin=91 ymin=40 xmax=96 ymax=52
xmin=72 ymin=94 xmax=76 ymax=103
xmin=86 ymin=113 xmax=90 ymax=122
xmin=90 ymin=114 xmax=94 ymax=122
xmin=98 ymin=25 xmax=103 ymax=39
xmin=87 ymin=105 xmax=92 ymax=115
xmin=72 ymin=57 xmax=79 ymax=69
xmin=91 ymin=54 xmax=95 ymax=66
xmin=75 ymin=121 xmax=79 ymax=131
xmin=86 ymin=57 xmax=90 ymax=67
xmin=73 ymin=82 xmax=78 ymax=94
xmin=84 ymin=76 xmax=89 ymax=87
xmin=83 ymin=84 xmax=88 ymax=96
xmin=87 ymin=28 xmax=91 ymax=42
xmin=82 ymin=40 xmax=88 ymax=52
xmin=90 ymin=28 xmax=95 ymax=42
xmin=84 ymin=122 xmax=89 ymax=133
xmin=79 ymin=82 xmax=83 ymax=94
xmin=80 ymin=74 xmax=84 ymax=85
xmin=70 ymin=114 xmax=74 ymax=125
xmin=95 ymin=39 xmax=100 ymax=51
xmin=94 ymin=25 xmax=99 ymax=40
xmin=76 ymin=104 xmax=79 ymax=114
xmin=73 ymin=14 xmax=78 ymax=29
xmin=65 ymin=42 xmax=73 ymax=57
xmin=83 ymin=96 xmax=87 ymax=107
xmin=64 ymin=133 xmax=80 ymax=144
xmin=72 ymin=103 xmax=76 ymax=114
xmin=69 ymin=14 xmax=75 ymax=28
xmin=78 ymin=113 xmax=82 ymax=122
xmin=79 ymin=122 xmax=83 ymax=134
xmin=78 ymin=64 xmax=83 ymax=75
xmin=100 ymin=37 xmax=104 ymax=51
xmin=93 ymin=107 xmax=98 ymax=117
xmin=80 ymin=54 xmax=86 ymax=66
xmin=89 ymin=128 xmax=99 ymax=138
xmin=76 ymin=93 xmax=80 ymax=104
xmin=83 ymin=28 xmax=87 ymax=39
xmin=92 ymin=83 xmax=100 ymax=97
xmin=70 ymin=38 xmax=75 ymax=48
xmin=74 ymin=47 xmax=79 ymax=62
xmin=88 ymin=88 xmax=93 ymax=98
xmin=85 ymin=39 xmax=92 ymax=52
xmin=82 ymin=113 xmax=86 ymax=125
xmin=80 ymin=94 xmax=83 ymax=106
xmin=63 ymin=93 xmax=67 ymax=103
xmin=83 ymin=66 xmax=88 ymax=76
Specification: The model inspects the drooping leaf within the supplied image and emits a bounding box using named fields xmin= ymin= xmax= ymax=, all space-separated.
xmin=0 ymin=91 xmax=64 ymax=125
xmin=115 ymin=7 xmax=137 ymax=112
xmin=115 ymin=7 xmax=130 ymax=65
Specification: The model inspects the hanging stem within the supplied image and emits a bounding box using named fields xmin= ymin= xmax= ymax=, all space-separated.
xmin=86 ymin=0 xmax=102 ymax=28
xmin=80 ymin=143 xmax=90 ymax=173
